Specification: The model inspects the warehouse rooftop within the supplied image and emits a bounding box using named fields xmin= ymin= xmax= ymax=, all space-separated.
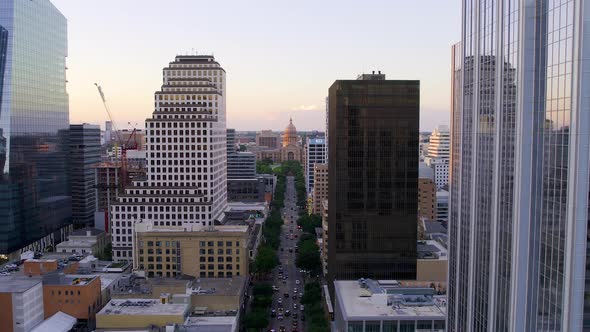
xmin=97 ymin=299 xmax=189 ymax=316
xmin=335 ymin=279 xmax=447 ymax=320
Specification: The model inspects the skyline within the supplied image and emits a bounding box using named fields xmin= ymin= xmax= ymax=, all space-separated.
xmin=52 ymin=0 xmax=460 ymax=132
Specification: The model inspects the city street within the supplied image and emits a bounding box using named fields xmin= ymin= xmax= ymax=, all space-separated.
xmin=269 ymin=175 xmax=305 ymax=332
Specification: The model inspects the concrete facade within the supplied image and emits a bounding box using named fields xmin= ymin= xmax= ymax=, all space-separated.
xmin=0 ymin=277 xmax=44 ymax=332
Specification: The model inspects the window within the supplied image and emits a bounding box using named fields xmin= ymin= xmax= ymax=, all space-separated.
xmin=366 ymin=322 xmax=381 ymax=332
xmin=382 ymin=321 xmax=398 ymax=332
xmin=348 ymin=322 xmax=363 ymax=332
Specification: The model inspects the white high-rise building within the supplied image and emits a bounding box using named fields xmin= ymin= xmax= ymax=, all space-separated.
xmin=427 ymin=125 xmax=450 ymax=159
xmin=304 ymin=138 xmax=326 ymax=193
xmin=110 ymin=55 xmax=227 ymax=262
xmin=424 ymin=125 xmax=450 ymax=189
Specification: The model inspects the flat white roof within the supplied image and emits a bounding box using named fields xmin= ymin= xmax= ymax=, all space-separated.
xmin=97 ymin=299 xmax=188 ymax=316
xmin=335 ymin=280 xmax=446 ymax=320
xmin=184 ymin=316 xmax=237 ymax=332
xmin=31 ymin=311 xmax=76 ymax=332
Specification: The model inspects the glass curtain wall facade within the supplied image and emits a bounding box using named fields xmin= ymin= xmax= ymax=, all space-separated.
xmin=327 ymin=78 xmax=419 ymax=287
xmin=0 ymin=0 xmax=70 ymax=254
xmin=69 ymin=124 xmax=101 ymax=227
xmin=449 ymin=1 xmax=590 ymax=330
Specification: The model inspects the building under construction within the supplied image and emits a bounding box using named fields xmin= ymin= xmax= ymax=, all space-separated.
xmin=92 ymin=161 xmax=145 ymax=233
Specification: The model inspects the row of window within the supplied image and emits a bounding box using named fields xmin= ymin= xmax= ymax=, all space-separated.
xmin=50 ymin=290 xmax=82 ymax=296
xmin=115 ymin=204 xmax=209 ymax=212
xmin=199 ymin=241 xmax=239 ymax=247
xmin=165 ymin=69 xmax=223 ymax=76
xmin=115 ymin=213 xmax=209 ymax=220
xmin=147 ymin=121 xmax=212 ymax=129
xmin=157 ymin=93 xmax=219 ymax=100
xmin=148 ymin=144 xmax=209 ymax=151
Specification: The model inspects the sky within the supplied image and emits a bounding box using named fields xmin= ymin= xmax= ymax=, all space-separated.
xmin=52 ymin=0 xmax=461 ymax=132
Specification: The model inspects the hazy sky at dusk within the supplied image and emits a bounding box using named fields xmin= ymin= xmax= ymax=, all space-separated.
xmin=52 ymin=0 xmax=460 ymax=132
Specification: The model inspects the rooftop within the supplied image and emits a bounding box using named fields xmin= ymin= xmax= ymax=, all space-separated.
xmin=335 ymin=279 xmax=447 ymax=320
xmin=31 ymin=311 xmax=77 ymax=332
xmin=225 ymin=201 xmax=268 ymax=212
xmin=189 ymin=276 xmax=246 ymax=297
xmin=135 ymin=221 xmax=249 ymax=234
xmin=68 ymin=273 xmax=121 ymax=291
xmin=423 ymin=221 xmax=447 ymax=235
xmin=417 ymin=240 xmax=447 ymax=260
xmin=0 ymin=276 xmax=42 ymax=293
xmin=182 ymin=316 xmax=237 ymax=332
xmin=97 ymin=299 xmax=189 ymax=316
xmin=43 ymin=274 xmax=98 ymax=286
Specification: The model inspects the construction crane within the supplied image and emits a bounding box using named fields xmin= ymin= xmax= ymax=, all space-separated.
xmin=94 ymin=83 xmax=138 ymax=187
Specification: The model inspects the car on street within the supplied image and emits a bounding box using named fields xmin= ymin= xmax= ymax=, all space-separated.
xmin=278 ymin=299 xmax=283 ymax=306
xmin=283 ymin=292 xmax=289 ymax=298
xmin=271 ymin=309 xmax=276 ymax=317
xmin=293 ymin=312 xmax=298 ymax=319
xmin=272 ymin=286 xmax=280 ymax=292
xmin=277 ymin=314 xmax=284 ymax=321
xmin=285 ymin=310 xmax=291 ymax=317
xmin=295 ymin=280 xmax=300 ymax=285
xmin=288 ymin=248 xmax=293 ymax=252
xmin=279 ymin=326 xmax=286 ymax=332
xmin=301 ymin=314 xmax=305 ymax=321
xmin=300 ymin=305 xmax=305 ymax=311
xmin=293 ymin=303 xmax=298 ymax=310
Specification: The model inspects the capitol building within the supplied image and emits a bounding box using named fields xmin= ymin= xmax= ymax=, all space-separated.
xmin=255 ymin=118 xmax=303 ymax=163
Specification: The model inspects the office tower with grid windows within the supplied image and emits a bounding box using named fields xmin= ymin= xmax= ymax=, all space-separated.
xmin=69 ymin=124 xmax=101 ymax=227
xmin=448 ymin=2 xmax=590 ymax=331
xmin=111 ymin=55 xmax=227 ymax=262
xmin=424 ymin=125 xmax=450 ymax=189
xmin=304 ymin=137 xmax=326 ymax=193
xmin=327 ymin=73 xmax=419 ymax=288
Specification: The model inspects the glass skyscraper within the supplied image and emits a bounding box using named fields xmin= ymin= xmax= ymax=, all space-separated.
xmin=327 ymin=74 xmax=419 ymax=289
xmin=449 ymin=1 xmax=590 ymax=331
xmin=0 ymin=0 xmax=70 ymax=255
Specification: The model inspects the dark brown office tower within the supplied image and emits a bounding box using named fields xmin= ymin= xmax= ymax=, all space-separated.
xmin=327 ymin=73 xmax=419 ymax=287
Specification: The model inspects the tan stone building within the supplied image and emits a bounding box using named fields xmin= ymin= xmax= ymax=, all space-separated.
xmin=134 ymin=222 xmax=250 ymax=278
xmin=418 ymin=178 xmax=436 ymax=220
xmin=312 ymin=164 xmax=328 ymax=215
xmin=256 ymin=130 xmax=281 ymax=149
xmin=255 ymin=119 xmax=303 ymax=163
